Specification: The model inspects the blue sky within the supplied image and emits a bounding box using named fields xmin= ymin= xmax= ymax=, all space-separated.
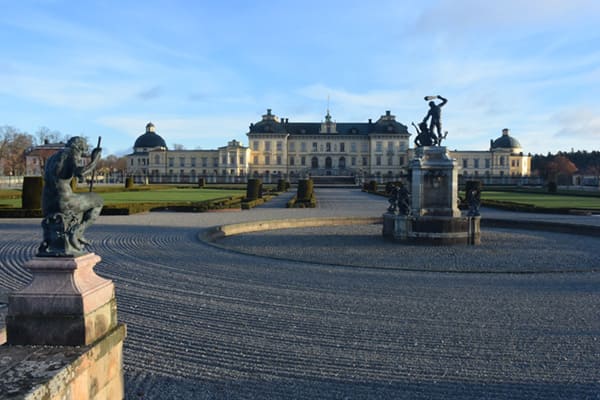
xmin=1 ymin=0 xmax=599 ymax=156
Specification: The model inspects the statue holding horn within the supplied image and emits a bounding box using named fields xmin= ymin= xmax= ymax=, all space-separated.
xmin=38 ymin=136 xmax=104 ymax=257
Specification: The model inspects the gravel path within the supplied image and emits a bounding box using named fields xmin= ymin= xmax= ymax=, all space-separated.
xmin=1 ymin=188 xmax=599 ymax=399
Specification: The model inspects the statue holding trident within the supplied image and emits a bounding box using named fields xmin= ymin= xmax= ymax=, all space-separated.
xmin=422 ymin=95 xmax=448 ymax=145
xmin=38 ymin=136 xmax=104 ymax=257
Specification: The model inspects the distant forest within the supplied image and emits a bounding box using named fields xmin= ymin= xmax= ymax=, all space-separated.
xmin=531 ymin=150 xmax=600 ymax=176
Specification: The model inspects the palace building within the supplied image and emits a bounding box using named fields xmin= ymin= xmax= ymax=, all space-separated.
xmin=126 ymin=110 xmax=532 ymax=184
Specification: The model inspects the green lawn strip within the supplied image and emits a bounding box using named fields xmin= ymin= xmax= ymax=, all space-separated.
xmin=482 ymin=191 xmax=600 ymax=210
xmin=99 ymin=188 xmax=245 ymax=204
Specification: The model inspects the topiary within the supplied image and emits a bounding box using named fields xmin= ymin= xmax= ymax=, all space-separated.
xmin=297 ymin=179 xmax=314 ymax=201
xmin=22 ymin=176 xmax=44 ymax=210
xmin=125 ymin=177 xmax=134 ymax=189
xmin=246 ymin=178 xmax=262 ymax=200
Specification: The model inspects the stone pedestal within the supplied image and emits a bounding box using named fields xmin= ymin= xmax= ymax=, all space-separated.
xmin=6 ymin=253 xmax=117 ymax=346
xmin=410 ymin=146 xmax=460 ymax=217
xmin=383 ymin=146 xmax=480 ymax=245
xmin=383 ymin=213 xmax=481 ymax=245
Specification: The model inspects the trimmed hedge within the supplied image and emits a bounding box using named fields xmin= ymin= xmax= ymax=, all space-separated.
xmin=297 ymin=179 xmax=314 ymax=201
xmin=277 ymin=179 xmax=290 ymax=192
xmin=21 ymin=176 xmax=44 ymax=210
xmin=125 ymin=177 xmax=134 ymax=189
xmin=246 ymin=178 xmax=262 ymax=200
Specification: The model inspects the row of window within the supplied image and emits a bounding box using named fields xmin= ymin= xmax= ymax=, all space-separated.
xmin=252 ymin=140 xmax=407 ymax=153
xmin=252 ymin=155 xmax=406 ymax=167
xmin=460 ymin=157 xmax=521 ymax=169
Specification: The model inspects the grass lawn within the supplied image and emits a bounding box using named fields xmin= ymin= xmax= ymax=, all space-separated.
xmin=99 ymin=188 xmax=245 ymax=204
xmin=482 ymin=191 xmax=600 ymax=210
xmin=0 ymin=188 xmax=245 ymax=208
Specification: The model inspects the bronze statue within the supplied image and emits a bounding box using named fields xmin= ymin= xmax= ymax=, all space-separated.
xmin=422 ymin=95 xmax=447 ymax=143
xmin=38 ymin=137 xmax=103 ymax=257
xmin=412 ymin=121 xmax=438 ymax=147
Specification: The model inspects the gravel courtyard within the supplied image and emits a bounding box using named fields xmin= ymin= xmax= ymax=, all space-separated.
xmin=1 ymin=188 xmax=599 ymax=399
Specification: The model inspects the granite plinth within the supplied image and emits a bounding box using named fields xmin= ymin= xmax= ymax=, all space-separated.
xmin=6 ymin=253 xmax=117 ymax=346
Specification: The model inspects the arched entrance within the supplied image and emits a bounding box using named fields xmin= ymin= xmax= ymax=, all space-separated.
xmin=311 ymin=157 xmax=319 ymax=168
xmin=325 ymin=157 xmax=332 ymax=169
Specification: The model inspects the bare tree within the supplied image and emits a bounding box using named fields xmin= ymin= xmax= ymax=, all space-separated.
xmin=35 ymin=126 xmax=67 ymax=145
xmin=0 ymin=126 xmax=34 ymax=175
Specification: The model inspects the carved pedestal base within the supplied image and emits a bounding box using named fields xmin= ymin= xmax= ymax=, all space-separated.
xmin=6 ymin=253 xmax=117 ymax=345
xmin=383 ymin=213 xmax=481 ymax=245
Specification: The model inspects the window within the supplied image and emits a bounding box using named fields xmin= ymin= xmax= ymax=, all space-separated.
xmin=253 ymin=141 xmax=259 ymax=151
xmin=222 ymin=155 xmax=227 ymax=164
xmin=311 ymin=157 xmax=319 ymax=168
xmin=326 ymin=142 xmax=331 ymax=152
xmin=351 ymin=156 xmax=356 ymax=166
xmin=312 ymin=142 xmax=318 ymax=152
xmin=253 ymin=155 xmax=258 ymax=164
xmin=399 ymin=156 xmax=405 ymax=165
xmin=499 ymin=156 xmax=505 ymax=166
xmin=362 ymin=156 xmax=368 ymax=166
xmin=130 ymin=159 xmax=134 ymax=166
xmin=239 ymin=156 xmax=244 ymax=164
xmin=265 ymin=155 xmax=271 ymax=165
xmin=340 ymin=142 xmax=345 ymax=152
xmin=290 ymin=156 xmax=295 ymax=165
xmin=289 ymin=142 xmax=296 ymax=152
xmin=376 ymin=156 xmax=382 ymax=166
xmin=213 ymin=158 xmax=218 ymax=167
xmin=399 ymin=142 xmax=407 ymax=151
xmin=276 ymin=141 xmax=283 ymax=152
xmin=168 ymin=157 xmax=174 ymax=167
xmin=463 ymin=159 xmax=468 ymax=168
xmin=191 ymin=157 xmax=196 ymax=167
xmin=276 ymin=155 xmax=282 ymax=165
xmin=388 ymin=156 xmax=393 ymax=166
xmin=301 ymin=142 xmax=307 ymax=152
xmin=154 ymin=155 xmax=161 ymax=164
xmin=265 ymin=141 xmax=271 ymax=151
xmin=301 ymin=156 xmax=306 ymax=166
xmin=376 ymin=141 xmax=383 ymax=152
xmin=339 ymin=157 xmax=346 ymax=168
xmin=202 ymin=157 xmax=208 ymax=167
xmin=474 ymin=159 xmax=479 ymax=168
xmin=485 ymin=158 xmax=491 ymax=168
xmin=388 ymin=141 xmax=394 ymax=151
xmin=179 ymin=157 xmax=186 ymax=167
xmin=351 ymin=142 xmax=357 ymax=153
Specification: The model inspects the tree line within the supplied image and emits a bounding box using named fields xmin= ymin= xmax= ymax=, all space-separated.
xmin=531 ymin=150 xmax=600 ymax=184
xmin=0 ymin=125 xmax=126 ymax=176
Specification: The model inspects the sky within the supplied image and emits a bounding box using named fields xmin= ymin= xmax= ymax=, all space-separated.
xmin=1 ymin=0 xmax=599 ymax=156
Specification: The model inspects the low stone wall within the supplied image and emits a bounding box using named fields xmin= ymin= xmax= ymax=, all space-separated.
xmin=0 ymin=323 xmax=126 ymax=400
xmin=204 ymin=216 xmax=382 ymax=241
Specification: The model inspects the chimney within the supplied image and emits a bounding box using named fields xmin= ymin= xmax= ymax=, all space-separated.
xmin=368 ymin=119 xmax=372 ymax=124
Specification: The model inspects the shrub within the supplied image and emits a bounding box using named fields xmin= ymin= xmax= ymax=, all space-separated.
xmin=297 ymin=179 xmax=314 ymax=201
xmin=246 ymin=178 xmax=262 ymax=200
xmin=277 ymin=179 xmax=290 ymax=192
xmin=547 ymin=181 xmax=558 ymax=193
xmin=21 ymin=176 xmax=44 ymax=210
xmin=197 ymin=177 xmax=206 ymax=188
xmin=367 ymin=180 xmax=378 ymax=192
xmin=125 ymin=177 xmax=134 ymax=189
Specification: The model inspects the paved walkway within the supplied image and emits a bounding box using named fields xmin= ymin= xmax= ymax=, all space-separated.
xmin=0 ymin=188 xmax=599 ymax=399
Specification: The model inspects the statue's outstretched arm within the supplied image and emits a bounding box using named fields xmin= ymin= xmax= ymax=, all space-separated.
xmin=438 ymin=96 xmax=448 ymax=106
xmin=79 ymin=147 xmax=102 ymax=177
